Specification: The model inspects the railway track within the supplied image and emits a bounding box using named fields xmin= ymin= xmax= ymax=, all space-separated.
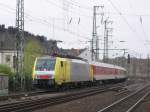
xmin=97 ymin=83 xmax=150 ymax=112
xmin=0 ymin=89 xmax=55 ymax=101
xmin=0 ymin=81 xmax=131 ymax=101
xmin=0 ymin=83 xmax=125 ymax=112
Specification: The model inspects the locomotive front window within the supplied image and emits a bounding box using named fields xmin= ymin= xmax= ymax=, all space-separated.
xmin=35 ymin=58 xmax=56 ymax=71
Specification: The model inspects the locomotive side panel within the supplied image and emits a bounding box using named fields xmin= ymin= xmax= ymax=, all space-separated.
xmin=70 ymin=61 xmax=91 ymax=82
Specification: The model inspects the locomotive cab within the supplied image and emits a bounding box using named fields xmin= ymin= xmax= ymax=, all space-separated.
xmin=33 ymin=57 xmax=56 ymax=87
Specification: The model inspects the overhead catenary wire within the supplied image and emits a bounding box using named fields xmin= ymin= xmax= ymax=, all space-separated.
xmin=106 ymin=0 xmax=150 ymax=53
xmin=45 ymin=0 xmax=92 ymax=18
xmin=44 ymin=0 xmax=150 ymax=17
xmin=1 ymin=0 xmax=150 ymax=55
xmin=1 ymin=1 xmax=150 ymax=20
xmin=64 ymin=0 xmax=93 ymax=11
xmin=139 ymin=16 xmax=149 ymax=42
xmin=0 ymin=2 xmax=91 ymax=41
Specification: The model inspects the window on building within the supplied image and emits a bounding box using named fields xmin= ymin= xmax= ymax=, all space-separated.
xmin=5 ymin=55 xmax=11 ymax=63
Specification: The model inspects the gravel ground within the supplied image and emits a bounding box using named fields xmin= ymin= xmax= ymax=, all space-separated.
xmin=34 ymin=82 xmax=146 ymax=112
xmin=1 ymin=78 xmax=147 ymax=112
xmin=133 ymin=94 xmax=150 ymax=112
xmin=34 ymin=89 xmax=134 ymax=112
xmin=0 ymin=87 xmax=98 ymax=105
xmin=0 ymin=92 xmax=68 ymax=105
xmin=34 ymin=91 xmax=117 ymax=112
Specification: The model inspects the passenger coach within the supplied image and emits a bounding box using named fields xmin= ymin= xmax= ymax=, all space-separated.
xmin=91 ymin=62 xmax=127 ymax=83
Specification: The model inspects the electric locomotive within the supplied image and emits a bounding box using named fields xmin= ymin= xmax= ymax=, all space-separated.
xmin=32 ymin=56 xmax=93 ymax=87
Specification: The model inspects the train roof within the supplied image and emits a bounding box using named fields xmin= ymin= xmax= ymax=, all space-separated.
xmin=90 ymin=61 xmax=126 ymax=71
xmin=36 ymin=56 xmax=56 ymax=59
xmin=36 ymin=56 xmax=88 ymax=64
xmin=37 ymin=55 xmax=87 ymax=61
xmin=36 ymin=56 xmax=126 ymax=71
xmin=70 ymin=58 xmax=88 ymax=64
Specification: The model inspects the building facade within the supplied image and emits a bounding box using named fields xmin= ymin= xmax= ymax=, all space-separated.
xmin=0 ymin=50 xmax=16 ymax=69
xmin=78 ymin=48 xmax=92 ymax=62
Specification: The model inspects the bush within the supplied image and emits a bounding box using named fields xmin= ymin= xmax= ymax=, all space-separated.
xmin=0 ymin=64 xmax=12 ymax=75
xmin=0 ymin=64 xmax=14 ymax=90
xmin=0 ymin=64 xmax=34 ymax=91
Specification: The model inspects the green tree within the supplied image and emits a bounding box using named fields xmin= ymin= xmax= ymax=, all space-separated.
xmin=24 ymin=39 xmax=44 ymax=84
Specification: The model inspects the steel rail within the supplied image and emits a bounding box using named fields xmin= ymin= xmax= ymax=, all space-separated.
xmin=0 ymin=90 xmax=54 ymax=101
xmin=97 ymin=83 xmax=150 ymax=112
xmin=0 ymin=84 xmax=124 ymax=112
xmin=126 ymin=90 xmax=150 ymax=112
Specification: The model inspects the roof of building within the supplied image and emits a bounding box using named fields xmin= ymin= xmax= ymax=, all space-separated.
xmin=0 ymin=25 xmax=59 ymax=54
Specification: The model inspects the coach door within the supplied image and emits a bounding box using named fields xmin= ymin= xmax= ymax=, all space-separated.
xmin=61 ymin=61 xmax=67 ymax=82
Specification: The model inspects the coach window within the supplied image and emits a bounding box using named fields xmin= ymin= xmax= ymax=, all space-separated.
xmin=124 ymin=71 xmax=127 ymax=74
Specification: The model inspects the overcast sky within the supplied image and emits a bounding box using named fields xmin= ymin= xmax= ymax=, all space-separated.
xmin=0 ymin=0 xmax=150 ymax=58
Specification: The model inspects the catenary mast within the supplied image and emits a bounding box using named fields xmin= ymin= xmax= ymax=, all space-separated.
xmin=16 ymin=0 xmax=24 ymax=90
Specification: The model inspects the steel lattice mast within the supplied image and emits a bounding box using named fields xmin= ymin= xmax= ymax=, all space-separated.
xmin=91 ymin=6 xmax=104 ymax=61
xmin=103 ymin=19 xmax=113 ymax=63
xmin=16 ymin=0 xmax=24 ymax=90
xmin=92 ymin=6 xmax=98 ymax=61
